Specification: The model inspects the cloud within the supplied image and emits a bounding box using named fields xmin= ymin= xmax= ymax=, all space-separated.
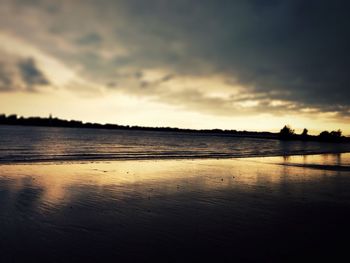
xmin=0 ymin=54 xmax=50 ymax=92
xmin=106 ymin=0 xmax=350 ymax=115
xmin=76 ymin=33 xmax=102 ymax=46
xmin=18 ymin=58 xmax=50 ymax=87
xmin=0 ymin=0 xmax=349 ymax=118
xmin=0 ymin=60 xmax=14 ymax=91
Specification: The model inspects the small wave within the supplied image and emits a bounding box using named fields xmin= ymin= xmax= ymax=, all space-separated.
xmin=1 ymin=149 xmax=350 ymax=165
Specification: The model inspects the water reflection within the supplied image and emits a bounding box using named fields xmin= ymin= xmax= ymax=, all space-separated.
xmin=1 ymin=154 xmax=350 ymax=262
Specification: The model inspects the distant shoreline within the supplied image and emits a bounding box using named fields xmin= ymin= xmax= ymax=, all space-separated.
xmin=0 ymin=114 xmax=349 ymax=143
xmin=0 ymin=114 xmax=278 ymax=139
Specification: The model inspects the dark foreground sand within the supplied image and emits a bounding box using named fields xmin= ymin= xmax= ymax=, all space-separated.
xmin=1 ymin=153 xmax=350 ymax=262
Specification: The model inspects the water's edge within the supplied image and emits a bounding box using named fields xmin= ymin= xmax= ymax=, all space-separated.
xmin=1 ymin=150 xmax=350 ymax=165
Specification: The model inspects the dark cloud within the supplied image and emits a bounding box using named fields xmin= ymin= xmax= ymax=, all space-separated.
xmin=1 ymin=0 xmax=349 ymax=116
xmin=111 ymin=0 xmax=350 ymax=115
xmin=18 ymin=58 xmax=50 ymax=87
xmin=48 ymin=0 xmax=344 ymax=115
xmin=0 ymin=56 xmax=50 ymax=92
xmin=134 ymin=72 xmax=175 ymax=89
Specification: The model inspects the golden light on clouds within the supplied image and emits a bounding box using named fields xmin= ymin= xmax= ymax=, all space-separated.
xmin=0 ymin=0 xmax=349 ymax=134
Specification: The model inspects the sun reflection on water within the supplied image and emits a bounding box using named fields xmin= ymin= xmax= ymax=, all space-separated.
xmin=1 ymin=153 xmax=349 ymax=207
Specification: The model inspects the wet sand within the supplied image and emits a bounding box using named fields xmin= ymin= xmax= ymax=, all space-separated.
xmin=1 ymin=153 xmax=350 ymax=262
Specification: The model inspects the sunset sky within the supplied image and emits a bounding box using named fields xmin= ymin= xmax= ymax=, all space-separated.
xmin=0 ymin=0 xmax=349 ymax=134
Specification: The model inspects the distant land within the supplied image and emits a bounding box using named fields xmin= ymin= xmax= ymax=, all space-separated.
xmin=0 ymin=114 xmax=349 ymax=143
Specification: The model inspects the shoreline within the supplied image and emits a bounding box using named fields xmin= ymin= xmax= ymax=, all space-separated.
xmin=1 ymin=150 xmax=350 ymax=166
xmin=1 ymin=122 xmax=349 ymax=143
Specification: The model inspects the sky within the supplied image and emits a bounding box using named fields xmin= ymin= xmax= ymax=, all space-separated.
xmin=0 ymin=0 xmax=349 ymax=134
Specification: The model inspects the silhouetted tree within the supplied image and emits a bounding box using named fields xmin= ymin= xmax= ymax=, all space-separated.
xmin=319 ymin=131 xmax=329 ymax=137
xmin=330 ymin=129 xmax=342 ymax=138
xmin=8 ymin=114 xmax=17 ymax=121
xmin=279 ymin=125 xmax=295 ymax=139
xmin=301 ymin=128 xmax=308 ymax=136
xmin=319 ymin=130 xmax=343 ymax=142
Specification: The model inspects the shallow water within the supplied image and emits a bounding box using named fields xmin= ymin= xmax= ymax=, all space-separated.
xmin=1 ymin=125 xmax=350 ymax=163
xmin=1 ymin=154 xmax=350 ymax=262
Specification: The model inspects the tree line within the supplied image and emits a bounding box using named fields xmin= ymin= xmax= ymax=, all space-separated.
xmin=0 ymin=114 xmax=274 ymax=137
xmin=279 ymin=125 xmax=347 ymax=142
xmin=0 ymin=114 xmax=348 ymax=143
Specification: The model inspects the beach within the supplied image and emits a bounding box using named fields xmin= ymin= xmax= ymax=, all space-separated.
xmin=1 ymin=0 xmax=349 ymax=261
xmin=1 ymin=153 xmax=350 ymax=262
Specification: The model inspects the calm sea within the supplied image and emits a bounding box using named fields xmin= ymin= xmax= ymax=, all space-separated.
xmin=1 ymin=125 xmax=350 ymax=163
